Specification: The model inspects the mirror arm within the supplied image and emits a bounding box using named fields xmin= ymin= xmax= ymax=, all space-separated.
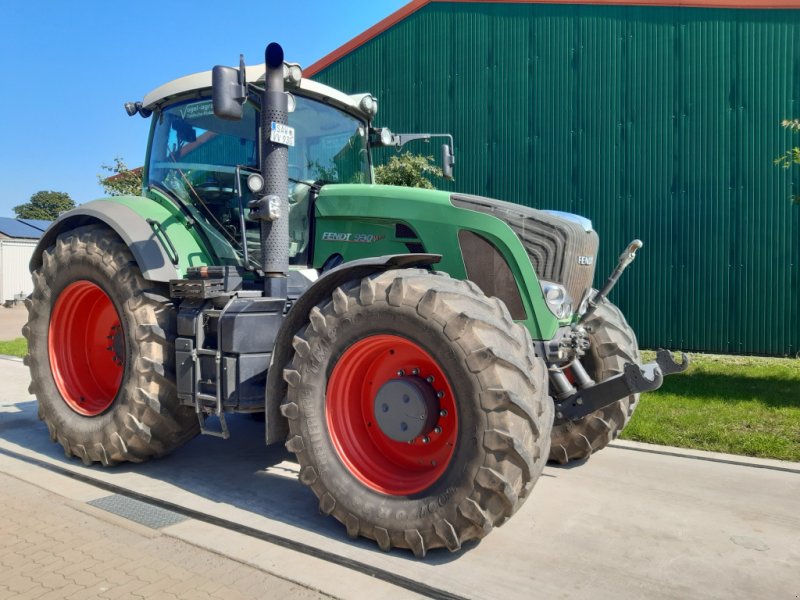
xmin=390 ymin=133 xmax=455 ymax=180
xmin=390 ymin=133 xmax=453 ymax=149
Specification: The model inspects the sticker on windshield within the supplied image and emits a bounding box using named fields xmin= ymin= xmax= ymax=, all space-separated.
xmin=270 ymin=122 xmax=295 ymax=147
xmin=179 ymin=102 xmax=214 ymax=120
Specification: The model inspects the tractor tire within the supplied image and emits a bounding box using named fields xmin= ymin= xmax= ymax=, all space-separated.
xmin=281 ymin=269 xmax=552 ymax=557
xmin=23 ymin=225 xmax=199 ymax=466
xmin=549 ymin=299 xmax=641 ymax=464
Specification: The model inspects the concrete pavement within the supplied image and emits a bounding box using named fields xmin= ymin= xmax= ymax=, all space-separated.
xmin=1 ymin=356 xmax=798 ymax=599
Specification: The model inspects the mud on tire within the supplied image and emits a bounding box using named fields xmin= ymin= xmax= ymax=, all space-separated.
xmin=281 ymin=269 xmax=552 ymax=556
xmin=549 ymin=300 xmax=641 ymax=464
xmin=23 ymin=225 xmax=199 ymax=465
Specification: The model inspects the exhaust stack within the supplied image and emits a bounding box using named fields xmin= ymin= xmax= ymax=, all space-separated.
xmin=256 ymin=42 xmax=291 ymax=298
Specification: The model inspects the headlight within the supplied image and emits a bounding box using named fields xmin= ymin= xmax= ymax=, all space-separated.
xmin=540 ymin=280 xmax=573 ymax=320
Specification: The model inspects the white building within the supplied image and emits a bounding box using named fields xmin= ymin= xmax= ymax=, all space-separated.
xmin=0 ymin=218 xmax=50 ymax=303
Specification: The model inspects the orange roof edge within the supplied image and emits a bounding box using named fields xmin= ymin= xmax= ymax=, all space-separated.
xmin=305 ymin=0 xmax=432 ymax=76
xmin=304 ymin=0 xmax=800 ymax=77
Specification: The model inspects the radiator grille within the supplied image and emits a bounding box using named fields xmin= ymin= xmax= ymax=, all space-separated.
xmin=451 ymin=194 xmax=599 ymax=305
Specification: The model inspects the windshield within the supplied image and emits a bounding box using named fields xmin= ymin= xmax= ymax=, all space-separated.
xmin=146 ymin=95 xmax=370 ymax=266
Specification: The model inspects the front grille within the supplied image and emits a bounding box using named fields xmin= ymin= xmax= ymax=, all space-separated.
xmin=451 ymin=194 xmax=599 ymax=305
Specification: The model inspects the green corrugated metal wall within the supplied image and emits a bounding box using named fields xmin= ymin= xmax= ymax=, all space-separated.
xmin=313 ymin=2 xmax=800 ymax=356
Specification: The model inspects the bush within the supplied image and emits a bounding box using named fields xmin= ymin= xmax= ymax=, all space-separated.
xmin=375 ymin=152 xmax=443 ymax=189
xmin=775 ymin=119 xmax=800 ymax=204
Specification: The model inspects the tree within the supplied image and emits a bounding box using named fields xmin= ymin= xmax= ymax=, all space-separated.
xmin=775 ymin=119 xmax=800 ymax=204
xmin=98 ymin=157 xmax=143 ymax=196
xmin=374 ymin=152 xmax=443 ymax=189
xmin=14 ymin=191 xmax=75 ymax=220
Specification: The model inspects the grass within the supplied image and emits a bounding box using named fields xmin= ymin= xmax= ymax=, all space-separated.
xmin=0 ymin=337 xmax=27 ymax=358
xmin=621 ymin=352 xmax=800 ymax=462
xmin=0 ymin=333 xmax=796 ymax=461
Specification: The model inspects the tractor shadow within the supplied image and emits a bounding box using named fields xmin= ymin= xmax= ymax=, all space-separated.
xmin=0 ymin=399 xmax=469 ymax=563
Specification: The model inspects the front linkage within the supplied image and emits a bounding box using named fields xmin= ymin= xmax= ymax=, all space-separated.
xmin=554 ymin=349 xmax=688 ymax=421
xmin=546 ymin=239 xmax=689 ymax=423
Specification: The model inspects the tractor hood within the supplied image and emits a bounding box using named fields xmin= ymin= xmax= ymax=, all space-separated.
xmin=449 ymin=194 xmax=600 ymax=309
xmin=317 ymin=183 xmax=453 ymax=206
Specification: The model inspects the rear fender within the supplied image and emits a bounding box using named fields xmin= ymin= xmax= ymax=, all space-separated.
xmin=264 ymin=253 xmax=441 ymax=444
xmin=30 ymin=199 xmax=212 ymax=282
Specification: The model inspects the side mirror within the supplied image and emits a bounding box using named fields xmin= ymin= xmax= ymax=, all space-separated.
xmin=441 ymin=143 xmax=455 ymax=180
xmin=212 ymin=56 xmax=247 ymax=121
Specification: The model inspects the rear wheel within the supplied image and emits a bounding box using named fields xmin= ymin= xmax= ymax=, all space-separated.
xmin=281 ymin=269 xmax=552 ymax=556
xmin=24 ymin=225 xmax=199 ymax=465
xmin=549 ymin=300 xmax=641 ymax=464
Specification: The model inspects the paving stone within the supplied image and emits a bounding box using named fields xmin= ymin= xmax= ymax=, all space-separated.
xmin=0 ymin=473 xmax=332 ymax=600
xmin=13 ymin=584 xmax=52 ymax=600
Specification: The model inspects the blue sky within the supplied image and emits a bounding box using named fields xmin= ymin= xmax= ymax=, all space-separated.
xmin=0 ymin=0 xmax=408 ymax=216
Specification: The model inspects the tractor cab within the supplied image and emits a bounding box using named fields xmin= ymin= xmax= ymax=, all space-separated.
xmin=142 ymin=75 xmax=374 ymax=271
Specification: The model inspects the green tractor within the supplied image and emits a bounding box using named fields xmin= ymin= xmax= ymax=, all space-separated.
xmin=24 ymin=43 xmax=686 ymax=557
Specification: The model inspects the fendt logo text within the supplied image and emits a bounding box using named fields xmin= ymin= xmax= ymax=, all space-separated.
xmin=322 ymin=232 xmax=386 ymax=243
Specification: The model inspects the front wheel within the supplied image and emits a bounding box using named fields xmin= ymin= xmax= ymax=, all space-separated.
xmin=281 ymin=270 xmax=552 ymax=556
xmin=24 ymin=225 xmax=199 ymax=465
xmin=549 ymin=299 xmax=641 ymax=464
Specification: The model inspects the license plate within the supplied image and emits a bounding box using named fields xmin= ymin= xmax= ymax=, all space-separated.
xmin=270 ymin=122 xmax=295 ymax=147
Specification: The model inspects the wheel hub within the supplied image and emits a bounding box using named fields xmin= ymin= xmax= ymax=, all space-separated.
xmin=373 ymin=376 xmax=439 ymax=442
xmin=108 ymin=324 xmax=125 ymax=366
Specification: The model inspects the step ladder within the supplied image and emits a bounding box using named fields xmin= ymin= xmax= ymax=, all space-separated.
xmin=190 ymin=307 xmax=229 ymax=439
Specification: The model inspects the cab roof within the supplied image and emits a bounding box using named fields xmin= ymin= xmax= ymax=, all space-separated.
xmin=142 ymin=62 xmax=375 ymax=120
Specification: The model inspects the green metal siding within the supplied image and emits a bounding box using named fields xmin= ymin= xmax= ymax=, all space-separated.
xmin=314 ymin=2 xmax=800 ymax=356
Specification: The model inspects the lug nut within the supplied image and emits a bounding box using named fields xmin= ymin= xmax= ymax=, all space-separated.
xmin=412 ymin=368 xmax=420 ymax=376
xmin=422 ymin=436 xmax=430 ymax=444
xmin=439 ymin=409 xmax=448 ymax=417
xmin=434 ymin=426 xmax=442 ymax=434
xmin=437 ymin=391 xmax=445 ymax=398
xmin=426 ymin=375 xmax=435 ymax=383
xmin=397 ymin=369 xmax=405 ymax=377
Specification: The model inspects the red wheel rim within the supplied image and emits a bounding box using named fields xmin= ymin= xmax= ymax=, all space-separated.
xmin=48 ymin=281 xmax=124 ymax=416
xmin=327 ymin=334 xmax=458 ymax=496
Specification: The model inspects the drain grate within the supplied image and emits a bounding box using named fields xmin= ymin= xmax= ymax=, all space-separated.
xmin=88 ymin=494 xmax=188 ymax=529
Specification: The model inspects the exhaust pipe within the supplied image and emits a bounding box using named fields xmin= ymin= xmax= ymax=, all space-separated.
xmin=257 ymin=42 xmax=290 ymax=298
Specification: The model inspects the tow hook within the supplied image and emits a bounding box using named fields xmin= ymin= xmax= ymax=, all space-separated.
xmin=554 ymin=349 xmax=689 ymax=421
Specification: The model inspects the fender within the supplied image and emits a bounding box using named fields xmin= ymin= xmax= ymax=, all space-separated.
xmin=30 ymin=201 xmax=184 ymax=282
xmin=264 ymin=253 xmax=441 ymax=444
